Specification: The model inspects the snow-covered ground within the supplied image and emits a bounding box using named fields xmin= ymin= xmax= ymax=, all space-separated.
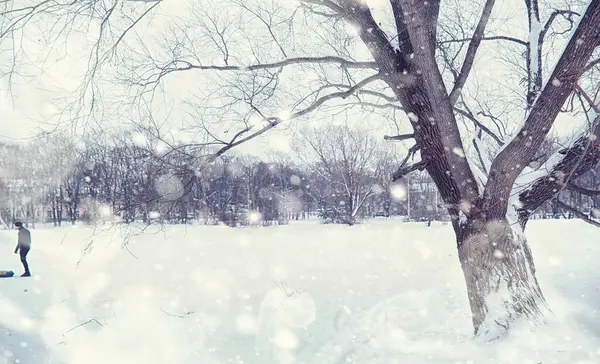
xmin=0 ymin=219 xmax=599 ymax=364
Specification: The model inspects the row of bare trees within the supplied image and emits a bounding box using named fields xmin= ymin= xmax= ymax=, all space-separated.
xmin=0 ymin=125 xmax=429 ymax=226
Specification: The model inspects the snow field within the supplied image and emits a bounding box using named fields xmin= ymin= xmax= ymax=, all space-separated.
xmin=0 ymin=219 xmax=599 ymax=363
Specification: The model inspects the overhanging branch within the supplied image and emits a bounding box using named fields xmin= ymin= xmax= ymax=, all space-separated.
xmin=138 ymin=56 xmax=379 ymax=86
xmin=206 ymin=73 xmax=383 ymax=160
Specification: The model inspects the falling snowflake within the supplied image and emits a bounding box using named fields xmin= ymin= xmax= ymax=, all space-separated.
xmin=345 ymin=24 xmax=360 ymax=37
xmin=235 ymin=313 xmax=257 ymax=334
xmin=407 ymin=112 xmax=419 ymax=122
xmin=155 ymin=173 xmax=185 ymax=201
xmin=99 ymin=205 xmax=112 ymax=217
xmin=452 ymin=147 xmax=465 ymax=158
xmin=131 ymin=132 xmax=147 ymax=146
xmin=390 ymin=183 xmax=407 ymax=201
xmin=290 ymin=175 xmax=301 ymax=185
xmin=277 ymin=110 xmax=292 ymax=122
xmin=493 ymin=249 xmax=505 ymax=259
xmin=459 ymin=200 xmax=472 ymax=214
xmin=371 ymin=184 xmax=384 ymax=194
xmin=548 ymin=256 xmax=562 ymax=266
xmin=248 ymin=212 xmax=263 ymax=224
xmin=273 ymin=328 xmax=299 ymax=350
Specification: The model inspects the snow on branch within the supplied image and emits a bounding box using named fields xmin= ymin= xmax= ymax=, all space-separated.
xmin=525 ymin=0 xmax=543 ymax=106
xmin=299 ymin=0 xmax=345 ymax=19
xmin=517 ymin=115 xmax=600 ymax=223
xmin=305 ymin=83 xmax=398 ymax=104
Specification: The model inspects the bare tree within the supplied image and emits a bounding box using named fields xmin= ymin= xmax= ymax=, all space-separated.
xmin=2 ymin=0 xmax=600 ymax=338
xmin=294 ymin=124 xmax=392 ymax=225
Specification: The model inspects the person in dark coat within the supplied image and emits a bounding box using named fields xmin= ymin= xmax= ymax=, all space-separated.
xmin=14 ymin=222 xmax=31 ymax=277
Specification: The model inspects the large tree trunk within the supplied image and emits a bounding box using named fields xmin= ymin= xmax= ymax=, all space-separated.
xmin=454 ymin=215 xmax=547 ymax=338
xmin=340 ymin=0 xmax=600 ymax=336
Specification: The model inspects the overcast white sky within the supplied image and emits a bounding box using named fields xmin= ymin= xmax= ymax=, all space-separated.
xmin=0 ymin=0 xmax=589 ymax=158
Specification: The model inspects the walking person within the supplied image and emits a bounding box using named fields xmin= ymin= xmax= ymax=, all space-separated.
xmin=13 ymin=222 xmax=31 ymax=277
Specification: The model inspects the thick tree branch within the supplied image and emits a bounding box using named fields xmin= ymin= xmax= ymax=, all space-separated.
xmin=384 ymin=133 xmax=414 ymax=141
xmin=392 ymin=147 xmax=428 ymax=181
xmin=484 ymin=1 xmax=600 ymax=218
xmin=554 ymin=199 xmax=600 ymax=228
xmin=518 ymin=115 xmax=600 ymax=223
xmin=390 ymin=0 xmax=413 ymax=54
xmin=342 ymin=1 xmax=407 ymax=75
xmin=392 ymin=160 xmax=428 ymax=181
xmin=399 ymin=0 xmax=480 ymax=202
xmin=299 ymin=3 xmax=343 ymax=19
xmin=449 ymin=0 xmax=496 ymax=106
xmin=300 ymin=0 xmax=345 ymax=15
